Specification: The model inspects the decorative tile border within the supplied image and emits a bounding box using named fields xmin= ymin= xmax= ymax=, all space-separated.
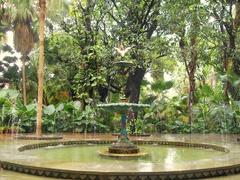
xmin=112 ymin=133 xmax=151 ymax=137
xmin=1 ymin=160 xmax=240 ymax=179
xmin=18 ymin=140 xmax=229 ymax=153
xmin=0 ymin=140 xmax=236 ymax=179
xmin=15 ymin=135 xmax=63 ymax=140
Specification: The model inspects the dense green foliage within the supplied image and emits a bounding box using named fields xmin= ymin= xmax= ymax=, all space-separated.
xmin=0 ymin=89 xmax=108 ymax=133
xmin=1 ymin=87 xmax=240 ymax=134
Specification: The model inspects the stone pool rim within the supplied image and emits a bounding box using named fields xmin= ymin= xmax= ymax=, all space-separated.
xmin=15 ymin=135 xmax=63 ymax=140
xmin=1 ymin=139 xmax=238 ymax=180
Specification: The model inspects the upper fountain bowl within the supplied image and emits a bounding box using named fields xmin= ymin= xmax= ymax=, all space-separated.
xmin=97 ymin=103 xmax=150 ymax=113
xmin=113 ymin=61 xmax=134 ymax=67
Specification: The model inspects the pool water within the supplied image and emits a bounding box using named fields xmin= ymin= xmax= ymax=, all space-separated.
xmin=18 ymin=144 xmax=225 ymax=172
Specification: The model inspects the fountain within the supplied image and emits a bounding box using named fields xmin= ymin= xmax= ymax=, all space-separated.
xmin=98 ymin=100 xmax=149 ymax=157
xmin=97 ymin=48 xmax=150 ymax=157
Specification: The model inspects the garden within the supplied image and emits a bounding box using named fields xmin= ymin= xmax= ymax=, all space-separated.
xmin=1 ymin=0 xmax=240 ymax=179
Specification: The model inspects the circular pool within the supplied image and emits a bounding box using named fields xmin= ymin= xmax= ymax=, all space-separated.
xmin=1 ymin=138 xmax=239 ymax=179
xmin=19 ymin=144 xmax=226 ymax=172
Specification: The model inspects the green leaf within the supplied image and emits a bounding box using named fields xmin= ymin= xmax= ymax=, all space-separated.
xmin=73 ymin=101 xmax=81 ymax=109
xmin=151 ymin=80 xmax=173 ymax=92
xmin=200 ymin=84 xmax=213 ymax=97
xmin=0 ymin=89 xmax=19 ymax=99
xmin=26 ymin=103 xmax=36 ymax=111
xmin=56 ymin=103 xmax=64 ymax=112
xmin=44 ymin=105 xmax=56 ymax=115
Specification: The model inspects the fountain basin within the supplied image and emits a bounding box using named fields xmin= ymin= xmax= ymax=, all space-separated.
xmin=108 ymin=142 xmax=140 ymax=154
xmin=1 ymin=138 xmax=237 ymax=179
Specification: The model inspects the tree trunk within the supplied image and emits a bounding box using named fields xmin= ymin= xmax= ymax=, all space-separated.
xmin=179 ymin=33 xmax=197 ymax=126
xmin=36 ymin=0 xmax=46 ymax=137
xmin=188 ymin=74 xmax=195 ymax=127
xmin=125 ymin=68 xmax=145 ymax=103
xmin=21 ymin=55 xmax=27 ymax=106
xmin=227 ymin=34 xmax=237 ymax=99
xmin=188 ymin=36 xmax=197 ymax=126
xmin=222 ymin=30 xmax=239 ymax=100
xmin=223 ymin=1 xmax=240 ymax=100
xmin=124 ymin=67 xmax=145 ymax=134
xmin=223 ymin=42 xmax=229 ymax=100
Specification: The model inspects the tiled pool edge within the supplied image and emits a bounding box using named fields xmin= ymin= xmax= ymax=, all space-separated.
xmin=17 ymin=140 xmax=229 ymax=153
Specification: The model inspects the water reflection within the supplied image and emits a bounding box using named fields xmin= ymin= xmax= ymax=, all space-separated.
xmin=15 ymin=145 xmax=224 ymax=172
xmin=138 ymin=162 xmax=153 ymax=171
xmin=164 ymin=148 xmax=176 ymax=169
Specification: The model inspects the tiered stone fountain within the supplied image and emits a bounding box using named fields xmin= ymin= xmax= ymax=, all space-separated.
xmin=98 ymin=50 xmax=149 ymax=157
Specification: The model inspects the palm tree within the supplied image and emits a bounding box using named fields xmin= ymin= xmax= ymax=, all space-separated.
xmin=13 ymin=0 xmax=34 ymax=105
xmin=36 ymin=0 xmax=46 ymax=137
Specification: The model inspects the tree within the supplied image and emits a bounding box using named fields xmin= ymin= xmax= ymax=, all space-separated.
xmin=36 ymin=0 xmax=46 ymax=137
xmin=106 ymin=0 xmax=162 ymax=103
xmin=12 ymin=0 xmax=35 ymax=105
xmin=208 ymin=0 xmax=240 ymax=100
xmin=35 ymin=0 xmax=69 ymax=136
xmin=62 ymin=0 xmax=109 ymax=108
xmin=162 ymin=0 xmax=205 ymax=125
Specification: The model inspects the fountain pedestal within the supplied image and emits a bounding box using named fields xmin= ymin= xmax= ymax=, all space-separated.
xmin=108 ymin=113 xmax=139 ymax=154
xmin=109 ymin=143 xmax=139 ymax=154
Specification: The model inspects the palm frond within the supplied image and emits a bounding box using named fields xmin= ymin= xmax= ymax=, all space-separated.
xmin=14 ymin=21 xmax=34 ymax=55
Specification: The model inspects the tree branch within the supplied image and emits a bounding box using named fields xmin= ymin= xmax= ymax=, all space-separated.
xmin=212 ymin=7 xmax=232 ymax=36
xmin=179 ymin=35 xmax=190 ymax=76
xmin=107 ymin=11 xmax=123 ymax=27
xmin=140 ymin=0 xmax=155 ymax=29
